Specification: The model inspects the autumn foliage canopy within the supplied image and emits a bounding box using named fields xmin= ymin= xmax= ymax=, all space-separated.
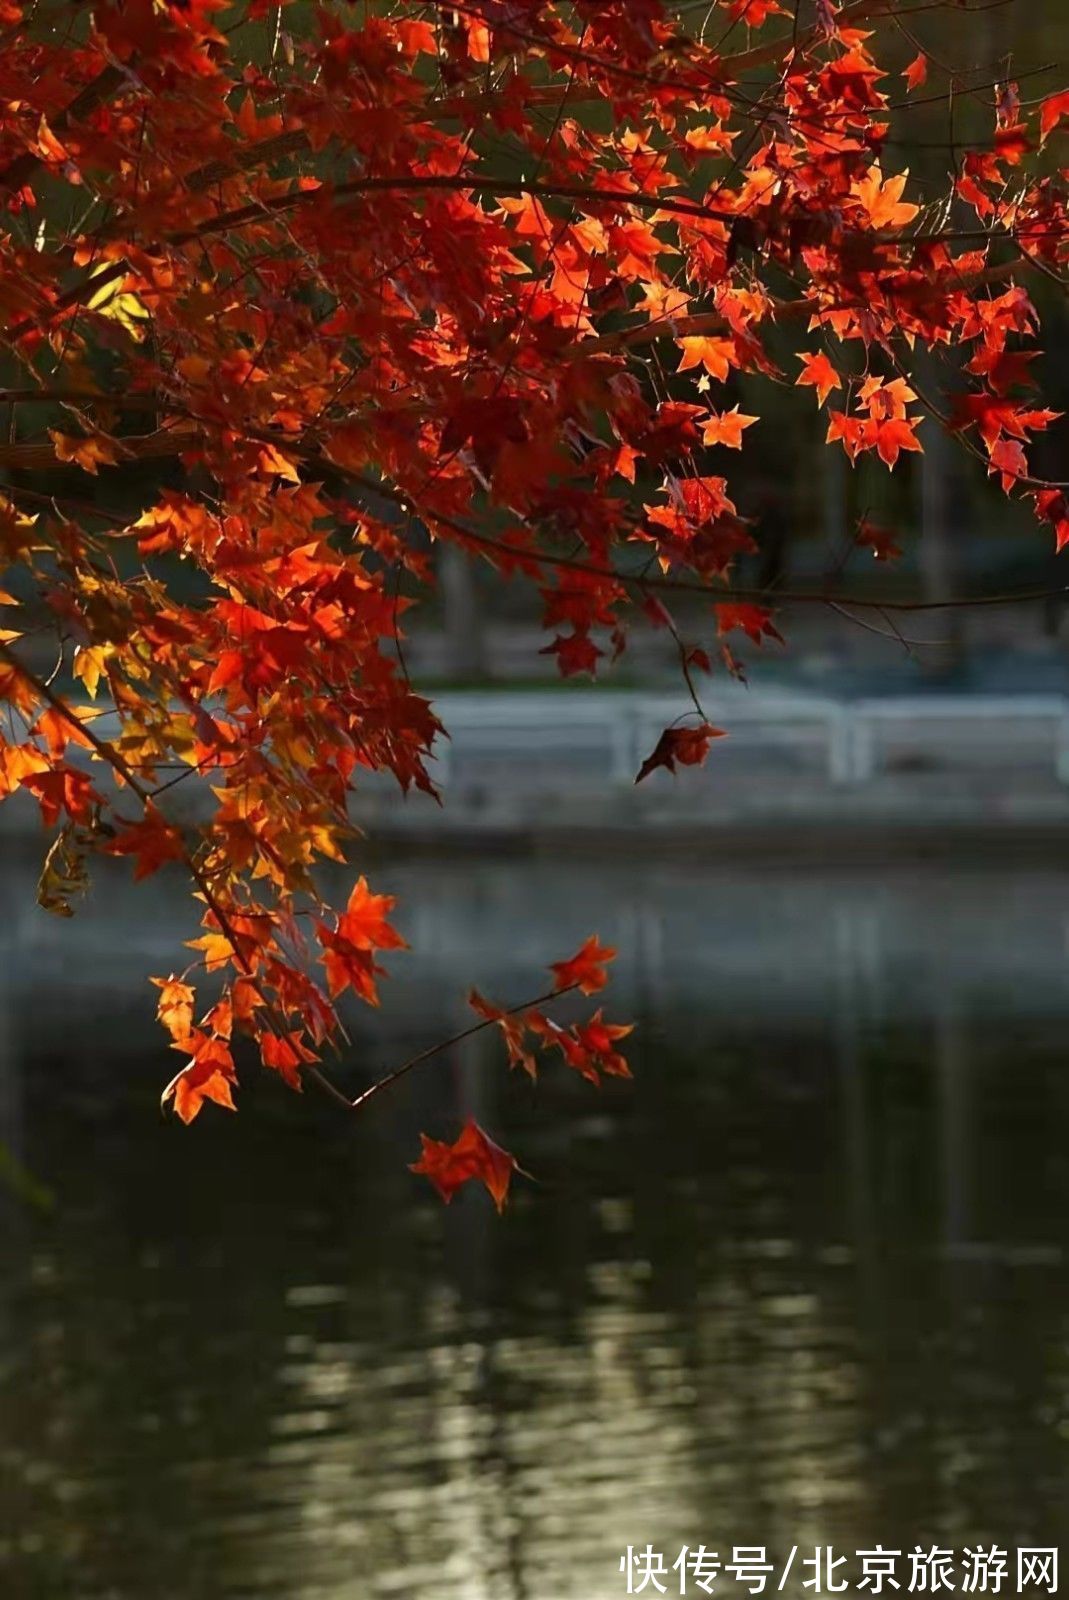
xmin=0 ymin=0 xmax=1067 ymax=1206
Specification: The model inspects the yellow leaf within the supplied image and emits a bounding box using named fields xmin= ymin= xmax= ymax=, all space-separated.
xmin=257 ymin=442 xmax=301 ymax=483
xmin=86 ymin=263 xmax=151 ymax=340
xmin=73 ymin=646 xmax=109 ymax=699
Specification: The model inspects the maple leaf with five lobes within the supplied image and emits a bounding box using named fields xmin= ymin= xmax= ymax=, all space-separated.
xmin=106 ymin=805 xmax=186 ymax=881
xmin=635 ymin=280 xmax=691 ymax=320
xmin=161 ymin=1033 xmax=238 ymax=1125
xmin=873 ymin=417 xmax=923 ymax=469
xmin=676 ymin=336 xmax=735 ymax=382
xmin=571 ymin=1011 xmax=634 ymax=1081
xmin=701 ymin=408 xmax=757 ymax=449
xmin=550 ymin=935 xmax=616 ymax=995
xmin=319 ymin=877 xmax=407 ymax=1003
xmin=22 ymin=766 xmax=97 ymax=827
xmin=716 ymin=603 xmax=784 ymax=645
xmin=796 ymin=351 xmax=841 ymax=406
xmin=540 ymin=630 xmax=603 ymax=678
xmin=988 ymin=436 xmax=1029 ymax=493
xmin=858 ymin=376 xmax=916 ymax=421
xmin=410 ymin=1120 xmax=521 ymax=1212
xmin=337 ymin=876 xmax=407 ymax=952
xmin=851 ymin=165 xmax=919 ymax=229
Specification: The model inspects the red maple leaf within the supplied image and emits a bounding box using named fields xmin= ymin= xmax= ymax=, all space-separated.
xmin=872 ymin=416 xmax=923 ymax=469
xmin=410 ymin=1120 xmax=520 ymax=1212
xmin=903 ymin=53 xmax=927 ymax=92
xmin=161 ymin=1033 xmax=238 ymax=1125
xmin=1040 ymin=90 xmax=1069 ymax=142
xmin=550 ymin=934 xmax=617 ymax=995
xmin=716 ymin=603 xmax=784 ymax=645
xmin=635 ymin=722 xmax=727 ymax=783
xmin=539 ymin=629 xmax=604 ymax=677
xmin=796 ymin=351 xmax=842 ymax=407
xmin=106 ymin=804 xmax=186 ymax=881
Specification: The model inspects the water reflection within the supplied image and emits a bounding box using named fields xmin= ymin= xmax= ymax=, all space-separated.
xmin=1 ymin=849 xmax=1068 ymax=1599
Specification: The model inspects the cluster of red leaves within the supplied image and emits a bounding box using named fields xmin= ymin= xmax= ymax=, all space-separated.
xmin=0 ymin=0 xmax=1065 ymax=1201
xmin=412 ymin=936 xmax=629 ymax=1209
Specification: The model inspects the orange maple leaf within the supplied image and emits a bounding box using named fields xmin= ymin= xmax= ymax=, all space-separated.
xmin=151 ymin=975 xmax=196 ymax=1041
xmin=701 ymin=407 xmax=757 ymax=449
xmin=872 ymin=416 xmax=923 ymax=468
xmin=796 ymin=351 xmax=842 ymax=406
xmin=852 ymin=164 xmax=919 ymax=229
xmin=903 ymin=53 xmax=928 ymax=92
xmin=550 ymin=934 xmax=617 ymax=995
xmin=410 ymin=1120 xmax=520 ymax=1211
xmin=677 ymin=336 xmax=735 ymax=381
xmin=49 ymin=430 xmax=121 ymax=475
xmin=161 ymin=1034 xmax=237 ymax=1124
xmin=337 ymin=876 xmax=407 ymax=951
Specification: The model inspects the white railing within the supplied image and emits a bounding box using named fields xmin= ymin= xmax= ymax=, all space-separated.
xmin=427 ymin=690 xmax=1069 ymax=789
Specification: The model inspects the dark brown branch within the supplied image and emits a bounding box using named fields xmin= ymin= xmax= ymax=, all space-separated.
xmin=307 ymin=982 xmax=579 ymax=1116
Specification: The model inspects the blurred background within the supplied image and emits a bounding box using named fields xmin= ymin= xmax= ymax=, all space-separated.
xmin=4 ymin=852 xmax=1069 ymax=1598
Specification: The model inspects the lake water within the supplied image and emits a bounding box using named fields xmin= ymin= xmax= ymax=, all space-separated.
xmin=2 ymin=849 xmax=1069 ymax=1599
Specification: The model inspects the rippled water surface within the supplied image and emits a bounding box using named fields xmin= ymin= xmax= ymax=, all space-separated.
xmin=2 ymin=851 xmax=1069 ymax=1599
